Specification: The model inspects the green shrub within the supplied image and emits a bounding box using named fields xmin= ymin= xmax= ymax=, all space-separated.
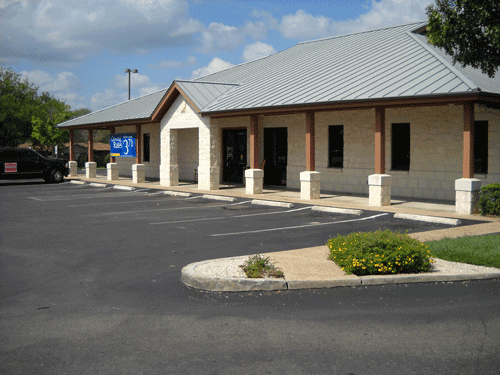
xmin=76 ymin=153 xmax=87 ymax=168
xmin=478 ymin=183 xmax=500 ymax=216
xmin=240 ymin=254 xmax=284 ymax=279
xmin=104 ymin=152 xmax=111 ymax=164
xmin=327 ymin=230 xmax=434 ymax=276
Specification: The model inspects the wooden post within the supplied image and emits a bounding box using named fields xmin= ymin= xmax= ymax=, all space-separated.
xmin=250 ymin=115 xmax=259 ymax=169
xmin=88 ymin=129 xmax=94 ymax=162
xmin=375 ymin=106 xmax=385 ymax=174
xmin=135 ymin=124 xmax=141 ymax=164
xmin=463 ymin=102 xmax=474 ymax=178
xmin=305 ymin=111 xmax=315 ymax=171
xmin=69 ymin=129 xmax=75 ymax=161
xmin=109 ymin=126 xmax=115 ymax=163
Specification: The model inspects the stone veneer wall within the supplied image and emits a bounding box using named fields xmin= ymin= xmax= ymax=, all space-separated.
xmin=114 ymin=124 xmax=160 ymax=179
xmin=178 ymin=128 xmax=199 ymax=181
xmin=164 ymin=99 xmax=498 ymax=200
xmin=214 ymin=104 xmax=499 ymax=201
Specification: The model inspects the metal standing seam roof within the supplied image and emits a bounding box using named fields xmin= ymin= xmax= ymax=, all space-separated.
xmin=58 ymin=21 xmax=500 ymax=128
xmin=58 ymin=88 xmax=170 ymax=128
xmin=174 ymin=80 xmax=238 ymax=110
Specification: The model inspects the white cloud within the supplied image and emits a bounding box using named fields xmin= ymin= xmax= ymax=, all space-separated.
xmin=199 ymin=22 xmax=246 ymax=53
xmin=19 ymin=69 xmax=84 ymax=108
xmin=91 ymin=72 xmax=164 ymax=110
xmin=191 ymin=57 xmax=234 ymax=79
xmin=90 ymin=89 xmax=126 ymax=111
xmin=151 ymin=55 xmax=196 ymax=69
xmin=242 ymin=42 xmax=276 ymax=62
xmin=0 ymin=0 xmax=201 ymax=63
xmin=279 ymin=0 xmax=432 ymax=40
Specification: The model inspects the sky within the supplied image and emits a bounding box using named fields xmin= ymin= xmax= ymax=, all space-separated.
xmin=1 ymin=0 xmax=434 ymax=112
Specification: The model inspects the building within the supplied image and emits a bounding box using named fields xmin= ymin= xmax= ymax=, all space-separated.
xmin=58 ymin=21 xmax=500 ymax=214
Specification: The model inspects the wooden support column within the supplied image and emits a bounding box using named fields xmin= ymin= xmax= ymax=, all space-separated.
xmin=109 ymin=126 xmax=115 ymax=163
xmin=135 ymin=124 xmax=142 ymax=165
xmin=249 ymin=115 xmax=259 ymax=169
xmin=463 ymin=102 xmax=474 ymax=178
xmin=69 ymin=129 xmax=75 ymax=161
xmin=374 ymin=106 xmax=385 ymax=174
xmin=88 ymin=129 xmax=94 ymax=162
xmin=305 ymin=111 xmax=315 ymax=171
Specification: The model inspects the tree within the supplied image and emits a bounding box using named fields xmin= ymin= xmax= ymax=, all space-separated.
xmin=31 ymin=99 xmax=72 ymax=156
xmin=426 ymin=0 xmax=500 ymax=78
xmin=0 ymin=67 xmax=50 ymax=147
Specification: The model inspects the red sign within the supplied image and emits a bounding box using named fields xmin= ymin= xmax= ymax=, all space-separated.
xmin=5 ymin=163 xmax=17 ymax=173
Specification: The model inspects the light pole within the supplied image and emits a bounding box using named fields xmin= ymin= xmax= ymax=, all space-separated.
xmin=124 ymin=68 xmax=138 ymax=100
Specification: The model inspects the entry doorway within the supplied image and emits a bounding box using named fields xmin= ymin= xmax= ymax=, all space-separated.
xmin=264 ymin=127 xmax=287 ymax=186
xmin=222 ymin=129 xmax=247 ymax=184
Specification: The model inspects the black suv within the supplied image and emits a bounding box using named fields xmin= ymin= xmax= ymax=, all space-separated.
xmin=0 ymin=148 xmax=70 ymax=183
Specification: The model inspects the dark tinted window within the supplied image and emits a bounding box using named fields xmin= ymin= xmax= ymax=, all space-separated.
xmin=391 ymin=123 xmax=410 ymax=171
xmin=143 ymin=133 xmax=150 ymax=162
xmin=474 ymin=121 xmax=488 ymax=174
xmin=328 ymin=125 xmax=344 ymax=168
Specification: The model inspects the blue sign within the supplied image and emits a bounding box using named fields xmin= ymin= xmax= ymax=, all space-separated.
xmin=110 ymin=133 xmax=136 ymax=158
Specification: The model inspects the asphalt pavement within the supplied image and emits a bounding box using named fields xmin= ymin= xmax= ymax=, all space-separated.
xmin=1 ymin=177 xmax=499 ymax=375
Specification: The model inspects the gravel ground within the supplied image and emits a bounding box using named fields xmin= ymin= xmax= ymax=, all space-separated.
xmin=193 ymin=256 xmax=500 ymax=279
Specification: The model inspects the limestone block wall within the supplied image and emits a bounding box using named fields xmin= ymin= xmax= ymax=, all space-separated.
xmin=315 ymin=109 xmax=375 ymax=195
xmin=178 ymin=128 xmax=199 ymax=181
xmin=114 ymin=124 xmax=160 ymax=178
xmin=476 ymin=105 xmax=500 ymax=186
xmin=262 ymin=114 xmax=305 ymax=189
xmin=115 ymin=125 xmax=135 ymax=177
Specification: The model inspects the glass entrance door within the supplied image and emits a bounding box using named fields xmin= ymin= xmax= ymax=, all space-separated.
xmin=222 ymin=129 xmax=247 ymax=184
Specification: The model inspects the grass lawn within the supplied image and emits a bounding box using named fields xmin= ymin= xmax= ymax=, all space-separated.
xmin=426 ymin=234 xmax=500 ymax=269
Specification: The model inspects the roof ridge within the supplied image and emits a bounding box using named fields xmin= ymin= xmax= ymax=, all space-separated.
xmin=298 ymin=20 xmax=427 ymax=45
xmin=407 ymin=31 xmax=479 ymax=91
xmin=176 ymin=79 xmax=239 ymax=86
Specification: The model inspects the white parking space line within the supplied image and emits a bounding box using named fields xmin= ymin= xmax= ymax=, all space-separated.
xmin=185 ymin=196 xmax=202 ymax=200
xmin=28 ymin=197 xmax=44 ymax=201
xmin=147 ymin=192 xmax=165 ymax=196
xmin=227 ymin=200 xmax=252 ymax=206
xmin=68 ymin=198 xmax=183 ymax=207
xmin=27 ymin=192 xmax=137 ymax=201
xmin=133 ymin=189 xmax=150 ymax=193
xmin=209 ymin=212 xmax=389 ymax=236
xmin=150 ymin=206 xmax=311 ymax=225
xmin=96 ymin=203 xmax=227 ymax=216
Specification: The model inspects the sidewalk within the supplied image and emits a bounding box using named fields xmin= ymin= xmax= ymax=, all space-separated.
xmin=68 ymin=175 xmax=500 ymax=291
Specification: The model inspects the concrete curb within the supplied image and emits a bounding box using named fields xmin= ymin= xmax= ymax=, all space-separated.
xmin=181 ymin=260 xmax=287 ymax=292
xmin=202 ymin=194 xmax=237 ymax=202
xmin=312 ymin=206 xmax=363 ymax=215
xmin=251 ymin=199 xmax=294 ymax=208
xmin=181 ymin=259 xmax=500 ymax=292
xmin=394 ymin=213 xmax=461 ymax=226
xmin=164 ymin=191 xmax=192 ymax=197
xmin=113 ymin=185 xmax=135 ymax=191
xmin=89 ymin=182 xmax=107 ymax=188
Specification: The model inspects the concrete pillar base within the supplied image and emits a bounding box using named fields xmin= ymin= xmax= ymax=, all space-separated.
xmin=132 ymin=164 xmax=146 ymax=184
xmin=85 ymin=162 xmax=97 ymax=178
xmin=69 ymin=161 xmax=77 ymax=177
xmin=159 ymin=164 xmax=179 ymax=186
xmin=300 ymin=171 xmax=321 ymax=200
xmin=198 ymin=165 xmax=220 ymax=191
xmin=368 ymin=174 xmax=392 ymax=206
xmin=107 ymin=163 xmax=119 ymax=180
xmin=245 ymin=169 xmax=264 ymax=195
xmin=455 ymin=178 xmax=481 ymax=214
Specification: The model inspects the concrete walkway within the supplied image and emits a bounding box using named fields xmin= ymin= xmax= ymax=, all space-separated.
xmin=67 ymin=175 xmax=500 ymax=292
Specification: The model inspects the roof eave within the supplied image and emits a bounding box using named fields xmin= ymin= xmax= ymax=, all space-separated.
xmin=200 ymin=92 xmax=500 ymax=118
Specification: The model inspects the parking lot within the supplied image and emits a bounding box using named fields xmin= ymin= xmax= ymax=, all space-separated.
xmin=1 ymin=180 xmax=498 ymax=375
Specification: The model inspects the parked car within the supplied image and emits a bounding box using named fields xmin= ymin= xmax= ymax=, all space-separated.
xmin=0 ymin=147 xmax=69 ymax=183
